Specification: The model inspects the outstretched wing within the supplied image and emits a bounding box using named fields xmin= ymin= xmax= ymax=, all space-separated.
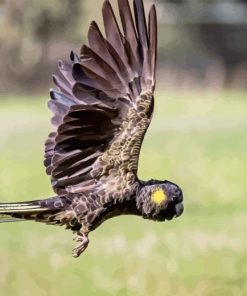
xmin=44 ymin=0 xmax=157 ymax=197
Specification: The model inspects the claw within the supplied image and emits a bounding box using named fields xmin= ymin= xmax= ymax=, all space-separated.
xmin=72 ymin=232 xmax=89 ymax=258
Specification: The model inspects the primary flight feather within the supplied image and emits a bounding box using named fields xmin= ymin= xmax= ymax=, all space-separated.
xmin=0 ymin=0 xmax=184 ymax=257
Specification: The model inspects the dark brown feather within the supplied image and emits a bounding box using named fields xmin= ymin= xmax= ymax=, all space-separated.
xmin=148 ymin=5 xmax=157 ymax=92
xmin=102 ymin=0 xmax=126 ymax=63
xmin=44 ymin=0 xmax=157 ymax=197
xmin=118 ymin=0 xmax=140 ymax=75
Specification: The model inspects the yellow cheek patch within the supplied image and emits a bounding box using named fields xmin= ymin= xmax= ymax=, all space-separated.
xmin=151 ymin=189 xmax=167 ymax=205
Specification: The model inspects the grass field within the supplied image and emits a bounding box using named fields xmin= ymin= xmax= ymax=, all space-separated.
xmin=0 ymin=91 xmax=247 ymax=296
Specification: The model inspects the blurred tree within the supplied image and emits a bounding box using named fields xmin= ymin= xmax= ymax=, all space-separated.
xmin=0 ymin=0 xmax=83 ymax=93
xmin=156 ymin=0 xmax=247 ymax=87
xmin=196 ymin=0 xmax=247 ymax=86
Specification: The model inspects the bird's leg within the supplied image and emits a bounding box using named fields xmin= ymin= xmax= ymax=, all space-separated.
xmin=72 ymin=229 xmax=89 ymax=258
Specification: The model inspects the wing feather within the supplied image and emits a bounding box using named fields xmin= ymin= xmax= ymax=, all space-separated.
xmin=44 ymin=0 xmax=157 ymax=195
xmin=148 ymin=5 xmax=157 ymax=92
xmin=102 ymin=0 xmax=126 ymax=62
xmin=134 ymin=0 xmax=149 ymax=50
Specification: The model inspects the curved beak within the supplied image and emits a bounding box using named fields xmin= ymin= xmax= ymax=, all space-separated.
xmin=175 ymin=202 xmax=184 ymax=217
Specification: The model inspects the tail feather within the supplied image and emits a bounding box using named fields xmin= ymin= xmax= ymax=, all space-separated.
xmin=0 ymin=201 xmax=46 ymax=212
xmin=0 ymin=198 xmax=63 ymax=224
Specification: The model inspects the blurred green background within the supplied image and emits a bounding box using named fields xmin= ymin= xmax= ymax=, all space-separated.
xmin=0 ymin=0 xmax=247 ymax=295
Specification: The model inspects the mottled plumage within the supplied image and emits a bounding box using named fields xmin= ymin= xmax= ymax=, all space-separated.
xmin=0 ymin=0 xmax=184 ymax=257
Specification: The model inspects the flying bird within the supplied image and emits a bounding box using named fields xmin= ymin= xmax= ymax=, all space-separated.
xmin=0 ymin=0 xmax=184 ymax=257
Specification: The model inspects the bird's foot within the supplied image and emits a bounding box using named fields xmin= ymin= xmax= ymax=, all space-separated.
xmin=72 ymin=232 xmax=89 ymax=258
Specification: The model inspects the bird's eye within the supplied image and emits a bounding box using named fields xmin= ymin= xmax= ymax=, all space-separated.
xmin=172 ymin=196 xmax=177 ymax=202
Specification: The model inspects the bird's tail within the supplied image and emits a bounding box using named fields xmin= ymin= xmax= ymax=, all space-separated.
xmin=0 ymin=197 xmax=66 ymax=225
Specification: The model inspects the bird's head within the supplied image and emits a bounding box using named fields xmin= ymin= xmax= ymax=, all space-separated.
xmin=136 ymin=180 xmax=184 ymax=221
